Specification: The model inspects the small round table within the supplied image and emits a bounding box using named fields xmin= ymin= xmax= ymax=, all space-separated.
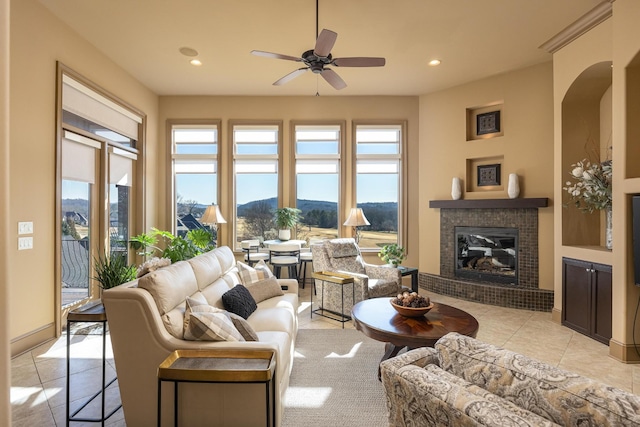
xmin=351 ymin=297 xmax=479 ymax=380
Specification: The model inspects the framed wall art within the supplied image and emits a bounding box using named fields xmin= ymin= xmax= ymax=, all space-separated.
xmin=476 ymin=111 xmax=501 ymax=135
xmin=477 ymin=164 xmax=501 ymax=187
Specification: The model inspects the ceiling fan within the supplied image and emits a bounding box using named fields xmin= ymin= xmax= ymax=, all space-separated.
xmin=250 ymin=1 xmax=385 ymax=90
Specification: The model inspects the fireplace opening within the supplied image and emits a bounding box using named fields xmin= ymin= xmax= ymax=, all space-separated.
xmin=455 ymin=226 xmax=518 ymax=285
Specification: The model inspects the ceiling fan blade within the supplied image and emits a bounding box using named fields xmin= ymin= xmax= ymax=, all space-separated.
xmin=251 ymin=50 xmax=302 ymax=62
xmin=321 ymin=68 xmax=347 ymax=90
xmin=273 ymin=68 xmax=309 ymax=86
xmin=332 ymin=57 xmax=386 ymax=67
xmin=314 ymin=29 xmax=337 ymax=57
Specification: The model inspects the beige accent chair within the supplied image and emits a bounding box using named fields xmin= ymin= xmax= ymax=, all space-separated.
xmin=311 ymin=238 xmax=401 ymax=317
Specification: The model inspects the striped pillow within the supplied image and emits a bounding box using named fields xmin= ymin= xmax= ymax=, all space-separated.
xmin=183 ymin=297 xmax=245 ymax=342
xmin=237 ymin=260 xmax=274 ymax=285
xmin=184 ymin=297 xmax=258 ymax=341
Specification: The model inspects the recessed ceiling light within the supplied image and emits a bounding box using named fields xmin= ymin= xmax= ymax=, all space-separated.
xmin=179 ymin=47 xmax=199 ymax=57
xmin=429 ymin=59 xmax=441 ymax=66
xmin=190 ymin=59 xmax=202 ymax=66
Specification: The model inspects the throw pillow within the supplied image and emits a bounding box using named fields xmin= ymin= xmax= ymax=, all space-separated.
xmin=237 ymin=260 xmax=274 ymax=285
xmin=185 ymin=297 xmax=258 ymax=341
xmin=184 ymin=311 xmax=245 ymax=342
xmin=222 ymin=285 xmax=258 ymax=319
xmin=245 ymin=276 xmax=284 ymax=304
xmin=226 ymin=311 xmax=259 ymax=342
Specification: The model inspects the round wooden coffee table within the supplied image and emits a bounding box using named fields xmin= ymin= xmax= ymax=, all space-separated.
xmin=351 ymin=297 xmax=479 ymax=380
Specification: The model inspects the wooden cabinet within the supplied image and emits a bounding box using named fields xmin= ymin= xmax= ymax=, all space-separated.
xmin=562 ymin=258 xmax=612 ymax=345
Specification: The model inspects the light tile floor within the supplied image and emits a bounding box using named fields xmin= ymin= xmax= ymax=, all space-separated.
xmin=11 ymin=287 xmax=640 ymax=426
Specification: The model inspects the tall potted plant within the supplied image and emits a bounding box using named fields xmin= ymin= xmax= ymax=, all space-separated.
xmin=274 ymin=207 xmax=302 ymax=241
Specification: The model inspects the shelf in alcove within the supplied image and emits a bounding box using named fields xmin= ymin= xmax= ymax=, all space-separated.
xmin=429 ymin=198 xmax=548 ymax=209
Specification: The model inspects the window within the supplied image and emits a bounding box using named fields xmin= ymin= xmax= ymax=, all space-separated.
xmin=57 ymin=66 xmax=143 ymax=314
xmin=233 ymin=124 xmax=280 ymax=248
xmin=355 ymin=124 xmax=403 ymax=249
xmin=170 ymin=123 xmax=219 ymax=237
xmin=294 ymin=124 xmax=341 ymax=241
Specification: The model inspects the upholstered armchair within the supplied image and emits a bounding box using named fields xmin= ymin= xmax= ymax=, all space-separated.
xmin=311 ymin=238 xmax=401 ymax=316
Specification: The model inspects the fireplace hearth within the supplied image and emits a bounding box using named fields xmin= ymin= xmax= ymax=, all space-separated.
xmin=455 ymin=226 xmax=518 ymax=285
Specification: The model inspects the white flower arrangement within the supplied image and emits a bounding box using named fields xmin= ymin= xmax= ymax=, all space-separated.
xmin=563 ymin=159 xmax=612 ymax=213
xmin=136 ymin=257 xmax=172 ymax=278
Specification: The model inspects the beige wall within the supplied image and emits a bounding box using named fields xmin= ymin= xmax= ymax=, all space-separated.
xmin=158 ymin=96 xmax=420 ymax=267
xmin=9 ymin=0 xmax=159 ymax=351
xmin=2 ymin=0 xmax=11 ymax=422
xmin=418 ymin=62 xmax=555 ymax=290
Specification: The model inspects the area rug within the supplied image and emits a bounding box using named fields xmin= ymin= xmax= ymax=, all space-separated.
xmin=281 ymin=329 xmax=389 ymax=426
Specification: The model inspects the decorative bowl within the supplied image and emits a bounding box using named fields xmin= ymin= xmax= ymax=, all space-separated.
xmin=390 ymin=300 xmax=434 ymax=317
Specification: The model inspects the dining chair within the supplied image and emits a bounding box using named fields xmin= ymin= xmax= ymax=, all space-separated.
xmin=240 ymin=239 xmax=269 ymax=266
xmin=268 ymin=242 xmax=301 ymax=280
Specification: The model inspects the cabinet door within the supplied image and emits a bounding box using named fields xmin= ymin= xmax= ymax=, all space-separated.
xmin=562 ymin=258 xmax=591 ymax=336
xmin=592 ymin=263 xmax=612 ymax=345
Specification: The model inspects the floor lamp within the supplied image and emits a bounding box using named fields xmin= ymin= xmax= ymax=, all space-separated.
xmin=344 ymin=208 xmax=370 ymax=244
xmin=201 ymin=203 xmax=226 ymax=246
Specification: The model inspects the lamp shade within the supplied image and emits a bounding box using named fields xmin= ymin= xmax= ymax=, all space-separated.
xmin=201 ymin=204 xmax=226 ymax=224
xmin=343 ymin=208 xmax=370 ymax=227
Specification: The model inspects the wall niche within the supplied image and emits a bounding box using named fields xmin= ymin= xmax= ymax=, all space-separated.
xmin=466 ymin=103 xmax=504 ymax=141
xmin=561 ymin=61 xmax=612 ymax=248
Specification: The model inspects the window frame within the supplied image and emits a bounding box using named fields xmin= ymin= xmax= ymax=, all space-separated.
xmin=55 ymin=62 xmax=145 ymax=334
xmin=167 ymin=119 xmax=222 ymax=238
xmin=291 ymin=121 xmax=346 ymax=241
xmin=351 ymin=120 xmax=407 ymax=251
xmin=229 ymin=120 xmax=283 ymax=250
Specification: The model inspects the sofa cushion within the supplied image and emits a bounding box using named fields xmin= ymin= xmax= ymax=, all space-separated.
xmin=222 ymin=285 xmax=258 ymax=319
xmin=138 ymin=260 xmax=198 ymax=315
xmin=436 ymin=333 xmax=640 ymax=426
xmin=187 ymin=251 xmax=223 ymax=291
xmin=422 ymin=365 xmax=559 ymax=426
xmin=245 ymin=276 xmax=284 ymax=303
xmin=237 ymin=260 xmax=274 ymax=285
xmin=185 ymin=296 xmax=258 ymax=341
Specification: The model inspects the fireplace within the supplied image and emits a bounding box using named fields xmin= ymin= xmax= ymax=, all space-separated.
xmin=455 ymin=226 xmax=518 ymax=285
xmin=419 ymin=201 xmax=554 ymax=312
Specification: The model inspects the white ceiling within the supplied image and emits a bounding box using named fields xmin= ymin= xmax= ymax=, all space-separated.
xmin=39 ymin=0 xmax=603 ymax=97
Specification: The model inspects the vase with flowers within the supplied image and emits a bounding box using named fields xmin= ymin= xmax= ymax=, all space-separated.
xmin=563 ymin=158 xmax=612 ymax=249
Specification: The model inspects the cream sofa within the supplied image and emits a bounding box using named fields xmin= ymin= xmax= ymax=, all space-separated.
xmin=103 ymin=246 xmax=298 ymax=427
xmin=381 ymin=332 xmax=640 ymax=427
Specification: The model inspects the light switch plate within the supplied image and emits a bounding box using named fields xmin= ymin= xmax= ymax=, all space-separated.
xmin=18 ymin=221 xmax=33 ymax=235
xmin=18 ymin=236 xmax=33 ymax=250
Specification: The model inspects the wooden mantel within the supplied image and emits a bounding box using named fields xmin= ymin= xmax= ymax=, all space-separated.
xmin=429 ymin=198 xmax=549 ymax=209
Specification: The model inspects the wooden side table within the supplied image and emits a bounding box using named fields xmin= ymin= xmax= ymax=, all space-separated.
xmin=157 ymin=349 xmax=276 ymax=427
xmin=310 ymin=271 xmax=355 ymax=328
xmin=66 ymin=300 xmax=121 ymax=426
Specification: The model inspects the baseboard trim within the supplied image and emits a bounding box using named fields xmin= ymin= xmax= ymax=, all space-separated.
xmin=11 ymin=323 xmax=55 ymax=357
xmin=551 ymin=307 xmax=562 ymax=324
xmin=609 ymin=339 xmax=640 ymax=364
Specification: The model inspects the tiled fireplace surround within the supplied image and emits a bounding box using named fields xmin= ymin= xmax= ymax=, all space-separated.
xmin=419 ymin=206 xmax=554 ymax=311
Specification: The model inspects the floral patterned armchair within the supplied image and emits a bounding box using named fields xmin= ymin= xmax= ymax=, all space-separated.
xmin=310 ymin=238 xmax=401 ymax=317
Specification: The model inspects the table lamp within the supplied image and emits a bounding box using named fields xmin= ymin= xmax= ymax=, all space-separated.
xmin=201 ymin=203 xmax=226 ymax=246
xmin=344 ymin=207 xmax=370 ymax=244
